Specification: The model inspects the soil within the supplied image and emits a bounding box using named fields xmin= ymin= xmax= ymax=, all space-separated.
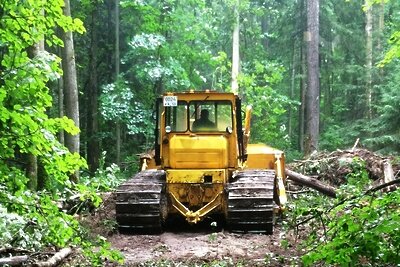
xmin=108 ymin=226 xmax=301 ymax=266
xmin=80 ymin=193 xmax=303 ymax=266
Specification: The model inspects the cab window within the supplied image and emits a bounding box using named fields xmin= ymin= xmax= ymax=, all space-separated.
xmin=165 ymin=101 xmax=188 ymax=132
xmin=189 ymin=101 xmax=232 ymax=132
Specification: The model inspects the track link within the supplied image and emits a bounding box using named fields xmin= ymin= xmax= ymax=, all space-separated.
xmin=116 ymin=170 xmax=165 ymax=233
xmin=227 ymin=169 xmax=275 ymax=234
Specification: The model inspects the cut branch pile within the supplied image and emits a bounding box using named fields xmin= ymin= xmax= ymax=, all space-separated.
xmin=285 ymin=148 xmax=400 ymax=197
xmin=288 ymin=148 xmax=399 ymax=186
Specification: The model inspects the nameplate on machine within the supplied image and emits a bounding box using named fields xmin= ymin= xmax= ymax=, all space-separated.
xmin=163 ymin=96 xmax=178 ymax=107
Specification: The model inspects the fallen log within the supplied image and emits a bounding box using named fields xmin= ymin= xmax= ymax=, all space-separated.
xmin=0 ymin=255 xmax=29 ymax=266
xmin=0 ymin=247 xmax=31 ymax=255
xmin=285 ymin=168 xmax=337 ymax=198
xmin=33 ymin=248 xmax=72 ymax=267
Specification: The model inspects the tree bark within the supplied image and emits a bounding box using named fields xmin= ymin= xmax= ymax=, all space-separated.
xmin=383 ymin=160 xmax=395 ymax=184
xmin=377 ymin=0 xmax=385 ymax=56
xmin=260 ymin=0 xmax=269 ymax=50
xmin=231 ymin=0 xmax=240 ymax=95
xmin=0 ymin=255 xmax=29 ymax=266
xmin=26 ymin=153 xmax=38 ymax=190
xmin=286 ymin=168 xmax=336 ymax=198
xmin=86 ymin=6 xmax=100 ymax=174
xmin=115 ymin=0 xmax=120 ymax=79
xmin=289 ymin=41 xmax=297 ymax=138
xmin=298 ymin=0 xmax=306 ymax=153
xmin=33 ymin=247 xmax=72 ymax=267
xmin=115 ymin=0 xmax=121 ymax=165
xmin=304 ymin=0 xmax=320 ymax=156
xmin=377 ymin=0 xmax=385 ymax=79
xmin=61 ymin=0 xmax=80 ymax=182
xmin=116 ymin=121 xmax=121 ymax=165
xmin=365 ymin=1 xmax=373 ymax=120
xmin=26 ymin=39 xmax=44 ymax=190
xmin=58 ymin=73 xmax=65 ymax=145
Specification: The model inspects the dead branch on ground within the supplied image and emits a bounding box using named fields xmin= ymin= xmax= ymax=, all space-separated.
xmin=285 ymin=168 xmax=337 ymax=198
xmin=0 ymin=255 xmax=29 ymax=266
xmin=33 ymin=247 xmax=72 ymax=267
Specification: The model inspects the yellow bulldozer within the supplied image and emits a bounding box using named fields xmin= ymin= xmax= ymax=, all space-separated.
xmin=116 ymin=90 xmax=287 ymax=234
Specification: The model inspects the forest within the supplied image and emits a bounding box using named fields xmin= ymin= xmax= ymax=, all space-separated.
xmin=0 ymin=0 xmax=399 ymax=266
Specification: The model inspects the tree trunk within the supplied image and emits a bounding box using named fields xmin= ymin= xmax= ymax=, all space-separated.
xmin=231 ymin=0 xmax=240 ymax=95
xmin=56 ymin=27 xmax=65 ymax=145
xmin=116 ymin=122 xmax=121 ymax=165
xmin=298 ymin=0 xmax=306 ymax=153
xmin=365 ymin=2 xmax=373 ymax=120
xmin=0 ymin=255 xmax=29 ymax=266
xmin=26 ymin=153 xmax=38 ymax=191
xmin=34 ymin=248 xmax=72 ymax=267
xmin=377 ymin=0 xmax=385 ymax=56
xmin=86 ymin=6 xmax=100 ymax=174
xmin=115 ymin=0 xmax=120 ymax=79
xmin=377 ymin=0 xmax=385 ymax=79
xmin=324 ymin=45 xmax=333 ymax=119
xmin=26 ymin=40 xmax=44 ymax=191
xmin=58 ymin=74 xmax=65 ymax=145
xmin=260 ymin=0 xmax=269 ymax=50
xmin=115 ymin=0 xmax=121 ymax=165
xmin=286 ymin=168 xmax=336 ymax=198
xmin=288 ymin=41 xmax=297 ymax=138
xmin=299 ymin=45 xmax=306 ymax=152
xmin=61 ymin=0 xmax=80 ymax=182
xmin=304 ymin=0 xmax=320 ymax=156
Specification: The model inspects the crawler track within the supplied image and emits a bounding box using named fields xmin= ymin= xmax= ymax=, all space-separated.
xmin=227 ymin=170 xmax=275 ymax=234
xmin=116 ymin=170 xmax=166 ymax=233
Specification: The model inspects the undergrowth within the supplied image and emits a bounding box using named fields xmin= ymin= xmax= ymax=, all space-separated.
xmin=0 ymin=154 xmax=124 ymax=265
xmin=286 ymin=157 xmax=400 ymax=266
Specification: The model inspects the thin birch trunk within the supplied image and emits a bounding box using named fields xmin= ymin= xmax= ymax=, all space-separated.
xmin=231 ymin=0 xmax=240 ymax=95
xmin=61 ymin=0 xmax=80 ymax=182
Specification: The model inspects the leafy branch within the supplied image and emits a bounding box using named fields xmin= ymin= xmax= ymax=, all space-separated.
xmin=297 ymin=172 xmax=400 ymax=266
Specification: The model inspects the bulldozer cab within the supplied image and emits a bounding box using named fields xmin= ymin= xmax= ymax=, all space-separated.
xmin=154 ymin=91 xmax=245 ymax=170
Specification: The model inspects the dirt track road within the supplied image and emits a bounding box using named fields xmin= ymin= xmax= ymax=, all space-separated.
xmin=85 ymin=193 xmax=301 ymax=266
xmin=109 ymin=225 xmax=301 ymax=266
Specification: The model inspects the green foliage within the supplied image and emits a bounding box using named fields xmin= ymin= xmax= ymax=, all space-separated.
xmin=0 ymin=166 xmax=123 ymax=264
xmin=0 ymin=0 xmax=87 ymax=180
xmin=285 ymin=190 xmax=331 ymax=241
xmin=303 ymin=190 xmax=400 ymax=266
xmin=319 ymin=124 xmax=347 ymax=151
xmin=363 ymin=63 xmax=400 ymax=154
xmin=240 ymin=60 xmax=297 ymax=149
xmin=380 ymin=31 xmax=400 ymax=65
xmin=295 ymin=159 xmax=400 ymax=266
xmin=338 ymin=157 xmax=371 ymax=197
xmin=0 ymin=0 xmax=123 ymax=264
xmin=80 ymin=151 xmax=126 ymax=192
xmin=100 ymin=80 xmax=153 ymax=136
xmin=125 ymin=33 xmax=191 ymax=90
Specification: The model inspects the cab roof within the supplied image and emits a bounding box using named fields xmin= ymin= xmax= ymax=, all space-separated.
xmin=163 ymin=90 xmax=238 ymax=102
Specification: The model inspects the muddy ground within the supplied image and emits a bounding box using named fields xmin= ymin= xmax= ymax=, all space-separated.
xmin=84 ymin=193 xmax=303 ymax=266
xmin=108 ymin=224 xmax=302 ymax=266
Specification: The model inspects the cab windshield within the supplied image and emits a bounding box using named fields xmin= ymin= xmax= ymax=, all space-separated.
xmin=165 ymin=100 xmax=232 ymax=132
